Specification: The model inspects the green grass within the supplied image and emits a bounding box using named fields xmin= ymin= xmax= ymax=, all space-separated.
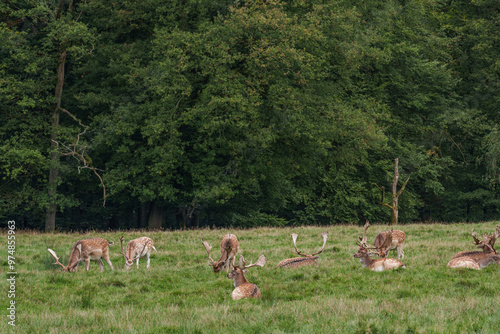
xmin=1 ymin=223 xmax=500 ymax=333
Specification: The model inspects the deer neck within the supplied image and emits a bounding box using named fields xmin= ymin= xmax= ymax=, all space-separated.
xmin=232 ymin=270 xmax=249 ymax=288
xmin=358 ymin=254 xmax=375 ymax=268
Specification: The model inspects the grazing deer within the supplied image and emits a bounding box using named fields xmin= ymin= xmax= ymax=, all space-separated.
xmin=360 ymin=221 xmax=406 ymax=259
xmin=354 ymin=227 xmax=406 ymax=271
xmin=47 ymin=238 xmax=114 ymax=272
xmin=120 ymin=236 xmax=156 ymax=269
xmin=277 ymin=232 xmax=328 ymax=268
xmin=227 ymin=255 xmax=267 ymax=300
xmin=202 ymin=234 xmax=239 ymax=272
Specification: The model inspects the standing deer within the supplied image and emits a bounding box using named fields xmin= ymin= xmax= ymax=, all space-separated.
xmin=277 ymin=232 xmax=328 ymax=268
xmin=120 ymin=236 xmax=156 ymax=269
xmin=227 ymin=254 xmax=267 ymax=300
xmin=354 ymin=227 xmax=406 ymax=271
xmin=360 ymin=221 xmax=406 ymax=259
xmin=202 ymin=234 xmax=239 ymax=272
xmin=47 ymin=238 xmax=114 ymax=272
xmin=448 ymin=226 xmax=500 ymax=270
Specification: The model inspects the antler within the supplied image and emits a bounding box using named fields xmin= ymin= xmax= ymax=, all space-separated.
xmin=47 ymin=249 xmax=66 ymax=270
xmin=471 ymin=229 xmax=482 ymax=245
xmin=202 ymin=240 xmax=216 ymax=265
xmin=235 ymin=254 xmax=267 ymax=270
xmin=120 ymin=236 xmax=128 ymax=260
xmin=312 ymin=231 xmax=328 ymax=256
xmin=358 ymin=220 xmax=370 ymax=247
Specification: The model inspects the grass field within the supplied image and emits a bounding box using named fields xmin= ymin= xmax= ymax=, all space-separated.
xmin=1 ymin=222 xmax=500 ymax=333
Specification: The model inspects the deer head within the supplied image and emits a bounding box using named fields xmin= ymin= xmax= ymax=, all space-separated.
xmin=227 ymin=254 xmax=267 ymax=287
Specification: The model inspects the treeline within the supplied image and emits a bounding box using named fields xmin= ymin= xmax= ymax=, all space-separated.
xmin=1 ymin=0 xmax=500 ymax=230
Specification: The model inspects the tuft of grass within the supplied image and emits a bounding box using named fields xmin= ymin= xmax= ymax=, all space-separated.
xmin=1 ymin=223 xmax=500 ymax=333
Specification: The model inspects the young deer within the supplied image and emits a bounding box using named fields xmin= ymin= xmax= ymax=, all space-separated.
xmin=120 ymin=236 xmax=156 ymax=269
xmin=47 ymin=238 xmax=114 ymax=272
xmin=354 ymin=227 xmax=406 ymax=271
xmin=202 ymin=234 xmax=239 ymax=273
xmin=227 ymin=254 xmax=267 ymax=300
xmin=361 ymin=221 xmax=406 ymax=259
xmin=277 ymin=232 xmax=328 ymax=268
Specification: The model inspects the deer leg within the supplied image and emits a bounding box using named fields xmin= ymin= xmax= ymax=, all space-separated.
xmin=85 ymin=258 xmax=91 ymax=271
xmin=146 ymin=253 xmax=150 ymax=269
xmin=136 ymin=257 xmax=140 ymax=269
xmin=97 ymin=259 xmax=104 ymax=272
xmin=397 ymin=246 xmax=404 ymax=260
xmin=103 ymin=253 xmax=114 ymax=270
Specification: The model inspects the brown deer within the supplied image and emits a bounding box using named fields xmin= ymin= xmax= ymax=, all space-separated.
xmin=202 ymin=234 xmax=239 ymax=272
xmin=360 ymin=221 xmax=406 ymax=259
xmin=447 ymin=254 xmax=500 ymax=270
xmin=227 ymin=254 xmax=267 ymax=300
xmin=447 ymin=226 xmax=500 ymax=270
xmin=354 ymin=227 xmax=406 ymax=271
xmin=277 ymin=232 xmax=328 ymax=268
xmin=120 ymin=236 xmax=156 ymax=269
xmin=452 ymin=226 xmax=499 ymax=259
xmin=47 ymin=238 xmax=114 ymax=272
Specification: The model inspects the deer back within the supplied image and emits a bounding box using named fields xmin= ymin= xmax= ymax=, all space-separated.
xmin=219 ymin=234 xmax=239 ymax=261
xmin=276 ymin=256 xmax=319 ymax=268
xmin=126 ymin=237 xmax=154 ymax=260
xmin=447 ymin=256 xmax=481 ymax=270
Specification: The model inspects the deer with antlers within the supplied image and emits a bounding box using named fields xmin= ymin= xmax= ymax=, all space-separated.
xmin=277 ymin=232 xmax=328 ymax=268
xmin=47 ymin=238 xmax=114 ymax=272
xmin=447 ymin=226 xmax=500 ymax=270
xmin=227 ymin=254 xmax=267 ymax=300
xmin=120 ymin=236 xmax=156 ymax=269
xmin=360 ymin=221 xmax=406 ymax=259
xmin=354 ymin=224 xmax=406 ymax=271
xmin=202 ymin=234 xmax=239 ymax=273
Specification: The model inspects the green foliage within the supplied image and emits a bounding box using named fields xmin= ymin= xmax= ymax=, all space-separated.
xmin=2 ymin=0 xmax=500 ymax=228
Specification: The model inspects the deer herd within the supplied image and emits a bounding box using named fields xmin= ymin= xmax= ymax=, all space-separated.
xmin=47 ymin=223 xmax=500 ymax=300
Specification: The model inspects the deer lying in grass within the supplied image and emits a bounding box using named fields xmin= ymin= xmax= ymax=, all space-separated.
xmin=47 ymin=238 xmax=114 ymax=272
xmin=277 ymin=232 xmax=328 ymax=268
xmin=360 ymin=221 xmax=406 ymax=259
xmin=120 ymin=236 xmax=156 ymax=269
xmin=202 ymin=234 xmax=239 ymax=272
xmin=447 ymin=226 xmax=500 ymax=270
xmin=227 ymin=255 xmax=266 ymax=300
xmin=354 ymin=227 xmax=406 ymax=271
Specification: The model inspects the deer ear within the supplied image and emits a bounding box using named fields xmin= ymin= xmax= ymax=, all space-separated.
xmin=242 ymin=269 xmax=248 ymax=274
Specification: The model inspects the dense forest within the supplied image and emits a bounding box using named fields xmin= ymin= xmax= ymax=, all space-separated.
xmin=1 ymin=0 xmax=500 ymax=231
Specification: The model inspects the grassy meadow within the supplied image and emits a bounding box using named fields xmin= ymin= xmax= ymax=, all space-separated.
xmin=1 ymin=222 xmax=500 ymax=333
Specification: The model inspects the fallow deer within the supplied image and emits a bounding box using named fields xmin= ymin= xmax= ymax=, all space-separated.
xmin=447 ymin=254 xmax=500 ymax=270
xmin=277 ymin=232 xmax=328 ymax=268
xmin=47 ymin=238 xmax=114 ymax=272
xmin=227 ymin=254 xmax=267 ymax=300
xmin=120 ymin=236 xmax=156 ymax=269
xmin=202 ymin=234 xmax=239 ymax=272
xmin=448 ymin=226 xmax=500 ymax=270
xmin=354 ymin=228 xmax=406 ymax=271
xmin=360 ymin=221 xmax=406 ymax=259
xmin=452 ymin=226 xmax=499 ymax=259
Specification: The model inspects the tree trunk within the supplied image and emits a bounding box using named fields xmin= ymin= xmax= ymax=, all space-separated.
xmin=376 ymin=158 xmax=410 ymax=225
xmin=148 ymin=202 xmax=164 ymax=230
xmin=45 ymin=50 xmax=67 ymax=232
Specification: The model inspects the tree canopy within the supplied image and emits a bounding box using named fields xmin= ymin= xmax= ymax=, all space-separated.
xmin=2 ymin=0 xmax=500 ymax=230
